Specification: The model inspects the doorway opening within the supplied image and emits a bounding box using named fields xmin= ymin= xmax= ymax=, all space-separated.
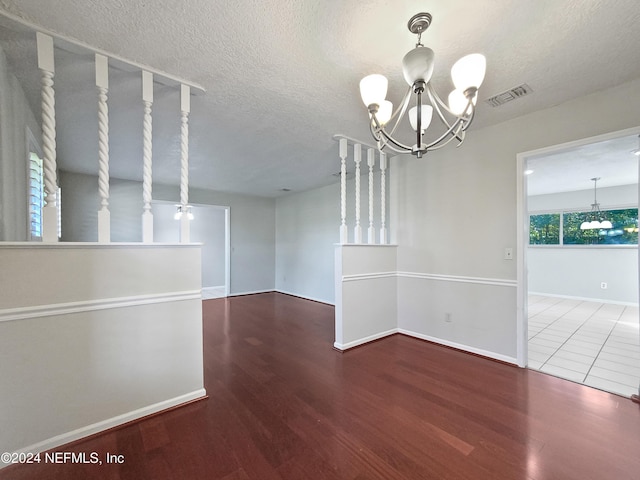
xmin=153 ymin=201 xmax=230 ymax=299
xmin=517 ymin=127 xmax=640 ymax=397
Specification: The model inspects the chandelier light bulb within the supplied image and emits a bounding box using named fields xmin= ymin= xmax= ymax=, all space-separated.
xmin=408 ymin=105 xmax=433 ymax=132
xmin=448 ymin=89 xmax=477 ymax=115
xmin=373 ymin=100 xmax=393 ymax=126
xmin=451 ymin=53 xmax=487 ymax=91
xmin=359 ymin=74 xmax=388 ymax=108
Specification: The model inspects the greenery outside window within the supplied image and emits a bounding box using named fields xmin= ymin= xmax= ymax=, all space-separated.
xmin=529 ymin=213 xmax=560 ymax=244
xmin=530 ymin=208 xmax=638 ymax=245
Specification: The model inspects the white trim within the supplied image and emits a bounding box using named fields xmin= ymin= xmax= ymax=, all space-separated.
xmin=332 ymin=327 xmax=518 ymax=365
xmin=341 ymin=271 xmax=517 ymax=287
xmin=275 ymin=289 xmax=334 ymax=306
xmin=1 ymin=389 xmax=206 ymax=469
xmin=398 ymin=329 xmax=518 ymax=366
xmin=342 ymin=272 xmax=397 ymax=282
xmin=228 ymin=289 xmax=274 ymax=297
xmin=333 ymin=328 xmax=398 ymax=351
xmin=0 ymin=290 xmax=202 ymax=323
xmin=397 ymin=272 xmax=517 ymax=288
xmin=202 ymin=286 xmax=225 ymax=294
xmin=0 ymin=242 xmax=202 ymax=249
xmin=333 ymin=243 xmax=398 ymax=247
xmin=528 ymin=291 xmax=639 ymax=307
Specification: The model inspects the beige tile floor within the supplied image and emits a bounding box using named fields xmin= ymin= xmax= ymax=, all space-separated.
xmin=528 ymin=295 xmax=640 ymax=397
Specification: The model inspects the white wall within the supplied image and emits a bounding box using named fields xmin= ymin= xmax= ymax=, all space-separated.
xmin=528 ymin=247 xmax=637 ymax=304
xmin=528 ymin=184 xmax=637 ymax=212
xmin=275 ymin=167 xmax=388 ymax=304
xmin=59 ymin=171 xmax=275 ymax=295
xmin=392 ymin=78 xmax=640 ymax=360
xmin=0 ymin=44 xmax=40 ymax=241
xmin=0 ymin=244 xmax=204 ymax=461
xmin=276 ymin=182 xmax=339 ymax=304
xmin=528 ymin=184 xmax=638 ymax=304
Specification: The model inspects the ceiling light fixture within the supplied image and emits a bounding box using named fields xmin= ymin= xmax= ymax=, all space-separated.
xmin=359 ymin=12 xmax=486 ymax=158
xmin=579 ymin=177 xmax=612 ymax=230
xmin=174 ymin=204 xmax=194 ymax=221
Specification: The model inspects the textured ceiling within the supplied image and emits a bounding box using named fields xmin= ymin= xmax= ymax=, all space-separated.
xmin=526 ymin=134 xmax=639 ymax=196
xmin=0 ymin=0 xmax=639 ymax=197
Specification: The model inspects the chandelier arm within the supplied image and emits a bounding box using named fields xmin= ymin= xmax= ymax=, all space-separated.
xmin=425 ymin=85 xmax=464 ymax=143
xmin=385 ymin=86 xmax=414 ymax=139
xmin=425 ymin=125 xmax=466 ymax=151
xmin=379 ymin=140 xmax=412 ymax=154
xmin=422 ymin=115 xmax=468 ymax=150
xmin=370 ymin=115 xmax=412 ymax=153
xmin=460 ymin=103 xmax=476 ymax=132
xmin=377 ymin=126 xmax=414 ymax=152
xmin=426 ymin=83 xmax=459 ymax=117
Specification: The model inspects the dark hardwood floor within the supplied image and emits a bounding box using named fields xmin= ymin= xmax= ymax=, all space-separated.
xmin=3 ymin=292 xmax=640 ymax=479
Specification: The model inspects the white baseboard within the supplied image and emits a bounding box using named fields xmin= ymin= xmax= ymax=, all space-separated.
xmin=1 ymin=389 xmax=206 ymax=469
xmin=398 ymin=328 xmax=518 ymax=365
xmin=334 ymin=328 xmax=398 ymax=351
xmin=528 ymin=291 xmax=639 ymax=307
xmin=227 ymin=289 xmax=274 ymax=297
xmin=275 ymin=289 xmax=334 ymax=306
xmin=202 ymin=285 xmax=225 ymax=293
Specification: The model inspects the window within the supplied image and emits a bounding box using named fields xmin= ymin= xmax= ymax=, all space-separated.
xmin=529 ymin=208 xmax=638 ymax=245
xmin=529 ymin=213 xmax=560 ymax=244
xmin=28 ymin=151 xmax=44 ymax=240
xmin=564 ymin=208 xmax=638 ymax=245
xmin=27 ymin=128 xmax=61 ymax=240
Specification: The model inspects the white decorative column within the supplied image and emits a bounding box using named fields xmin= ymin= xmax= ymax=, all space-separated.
xmin=339 ymin=138 xmax=348 ymax=243
xmin=179 ymin=84 xmax=191 ymax=243
xmin=36 ymin=33 xmax=59 ymax=243
xmin=141 ymin=71 xmax=154 ymax=243
xmin=353 ymin=143 xmax=362 ymax=243
xmin=379 ymin=152 xmax=387 ymax=244
xmin=95 ymin=53 xmax=111 ymax=243
xmin=367 ymin=148 xmax=376 ymax=244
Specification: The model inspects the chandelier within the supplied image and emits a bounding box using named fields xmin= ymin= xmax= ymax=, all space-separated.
xmin=359 ymin=12 xmax=486 ymax=158
xmin=579 ymin=178 xmax=612 ymax=230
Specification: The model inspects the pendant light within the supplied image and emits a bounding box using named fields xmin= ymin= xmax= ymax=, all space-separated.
xmin=579 ymin=178 xmax=612 ymax=230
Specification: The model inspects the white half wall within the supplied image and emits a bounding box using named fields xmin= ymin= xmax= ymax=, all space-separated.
xmin=334 ymin=245 xmax=397 ymax=350
xmin=0 ymin=243 xmax=205 ymax=462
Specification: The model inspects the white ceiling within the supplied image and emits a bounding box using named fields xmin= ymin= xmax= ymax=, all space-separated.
xmin=526 ymin=134 xmax=639 ymax=196
xmin=1 ymin=0 xmax=640 ymax=197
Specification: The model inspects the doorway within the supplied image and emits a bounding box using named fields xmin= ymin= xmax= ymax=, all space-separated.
xmin=517 ymin=127 xmax=640 ymax=397
xmin=153 ymin=201 xmax=230 ymax=298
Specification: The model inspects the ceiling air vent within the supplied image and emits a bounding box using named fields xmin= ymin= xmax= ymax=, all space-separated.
xmin=485 ymin=83 xmax=533 ymax=107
